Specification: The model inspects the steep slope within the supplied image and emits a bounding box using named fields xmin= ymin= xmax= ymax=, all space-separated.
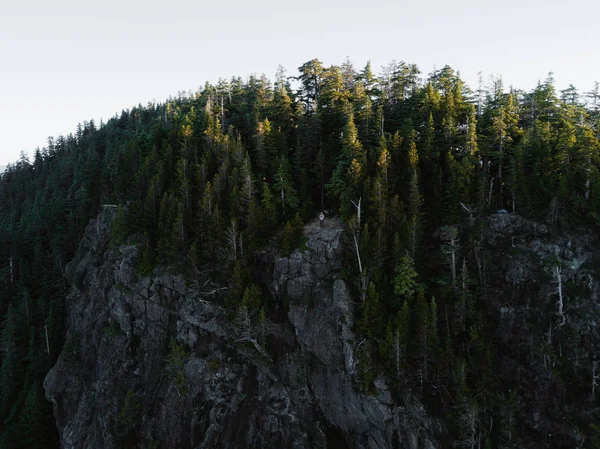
xmin=44 ymin=208 xmax=440 ymax=449
xmin=476 ymin=213 xmax=600 ymax=446
xmin=43 ymin=206 xmax=600 ymax=449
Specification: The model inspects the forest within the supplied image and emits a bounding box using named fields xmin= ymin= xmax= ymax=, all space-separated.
xmin=1 ymin=58 xmax=600 ymax=448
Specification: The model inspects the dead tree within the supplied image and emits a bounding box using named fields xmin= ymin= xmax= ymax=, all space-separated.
xmin=550 ymin=252 xmax=566 ymax=328
xmin=351 ymin=198 xmax=368 ymax=302
xmin=460 ymin=202 xmax=476 ymax=225
xmin=462 ymin=257 xmax=468 ymax=294
xmin=44 ymin=324 xmax=50 ymax=355
xmin=440 ymin=226 xmax=460 ymax=290
xmin=394 ymin=328 xmax=401 ymax=380
xmin=454 ymin=402 xmax=478 ymax=449
xmin=592 ymin=361 xmax=600 ymax=398
xmin=224 ymin=219 xmax=239 ymax=261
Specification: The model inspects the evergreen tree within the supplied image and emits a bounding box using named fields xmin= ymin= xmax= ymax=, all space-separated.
xmin=327 ymin=113 xmax=365 ymax=215
xmin=273 ymin=156 xmax=299 ymax=219
xmin=0 ymin=57 xmax=599 ymax=448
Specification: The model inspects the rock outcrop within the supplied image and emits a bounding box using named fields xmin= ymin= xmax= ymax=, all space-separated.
xmin=45 ymin=208 xmax=600 ymax=449
xmin=479 ymin=213 xmax=600 ymax=446
xmin=44 ymin=211 xmax=440 ymax=449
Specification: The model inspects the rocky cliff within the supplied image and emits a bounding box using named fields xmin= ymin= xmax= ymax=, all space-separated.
xmin=44 ymin=209 xmax=440 ymax=449
xmin=476 ymin=213 xmax=600 ymax=447
xmin=44 ymin=208 xmax=600 ymax=448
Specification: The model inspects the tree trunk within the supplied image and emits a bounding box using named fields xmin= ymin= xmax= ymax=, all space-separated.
xmin=45 ymin=325 xmax=50 ymax=354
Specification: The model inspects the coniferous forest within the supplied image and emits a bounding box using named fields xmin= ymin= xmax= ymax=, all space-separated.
xmin=1 ymin=59 xmax=600 ymax=448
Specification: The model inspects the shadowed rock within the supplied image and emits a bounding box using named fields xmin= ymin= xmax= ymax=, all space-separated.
xmin=45 ymin=212 xmax=440 ymax=449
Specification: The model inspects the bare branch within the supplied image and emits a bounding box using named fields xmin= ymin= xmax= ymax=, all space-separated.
xmin=235 ymin=337 xmax=272 ymax=361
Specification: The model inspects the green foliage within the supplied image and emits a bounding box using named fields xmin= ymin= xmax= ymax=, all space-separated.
xmin=2 ymin=56 xmax=600 ymax=447
xmin=327 ymin=113 xmax=366 ymax=216
xmin=273 ymin=156 xmax=299 ymax=218
xmin=278 ymin=213 xmax=305 ymax=256
xmin=358 ymin=282 xmax=383 ymax=339
xmin=110 ymin=204 xmax=128 ymax=246
xmin=355 ymin=341 xmax=377 ymax=394
xmin=589 ymin=423 xmax=600 ymax=448
xmin=298 ymin=236 xmax=309 ymax=252
xmin=261 ymin=181 xmax=276 ymax=228
xmin=136 ymin=245 xmax=158 ymax=278
xmin=142 ymin=434 xmax=160 ymax=449
xmin=242 ymin=284 xmax=263 ymax=311
xmin=167 ymin=339 xmax=188 ymax=396
xmin=104 ymin=321 xmax=121 ymax=340
xmin=279 ymin=221 xmax=296 ymax=255
xmin=207 ymin=358 xmax=222 ymax=373
xmin=226 ymin=260 xmax=249 ymax=309
xmin=118 ymin=390 xmax=141 ymax=433
xmin=393 ymin=256 xmax=419 ymax=301
xmin=382 ymin=301 xmax=410 ymax=381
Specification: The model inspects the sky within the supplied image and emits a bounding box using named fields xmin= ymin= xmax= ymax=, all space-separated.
xmin=1 ymin=0 xmax=599 ymax=165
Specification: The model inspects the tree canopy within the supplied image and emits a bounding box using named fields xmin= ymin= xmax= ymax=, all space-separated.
xmin=1 ymin=58 xmax=600 ymax=448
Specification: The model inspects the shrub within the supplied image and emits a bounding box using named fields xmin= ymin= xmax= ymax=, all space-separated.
xmin=110 ymin=204 xmax=128 ymax=246
xmin=167 ymin=339 xmax=188 ymax=395
xmin=118 ymin=390 xmax=141 ymax=433
xmin=136 ymin=246 xmax=157 ymax=278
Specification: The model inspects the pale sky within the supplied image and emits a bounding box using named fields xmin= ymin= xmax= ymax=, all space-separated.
xmin=1 ymin=0 xmax=598 ymax=165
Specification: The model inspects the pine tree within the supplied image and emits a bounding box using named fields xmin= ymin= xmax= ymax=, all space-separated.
xmin=110 ymin=203 xmax=128 ymax=246
xmin=176 ymin=157 xmax=192 ymax=214
xmin=443 ymin=152 xmax=472 ymax=224
xmin=297 ymin=59 xmax=324 ymax=113
xmin=359 ymin=284 xmax=383 ymax=339
xmin=239 ymin=152 xmax=255 ymax=225
xmin=359 ymin=61 xmax=377 ymax=97
xmin=407 ymin=170 xmax=422 ymax=260
xmin=261 ymin=181 xmax=276 ymax=228
xmin=384 ymin=299 xmax=410 ymax=383
xmin=393 ymin=255 xmax=419 ymax=306
xmin=328 ymin=113 xmax=365 ymax=215
xmin=270 ymin=79 xmax=294 ymax=137
xmin=2 ymin=57 xmax=600 ymax=447
xmin=254 ymin=118 xmax=271 ymax=175
xmin=273 ymin=156 xmax=299 ymax=219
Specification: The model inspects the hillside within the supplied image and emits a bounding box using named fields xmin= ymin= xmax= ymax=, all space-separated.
xmin=1 ymin=59 xmax=600 ymax=448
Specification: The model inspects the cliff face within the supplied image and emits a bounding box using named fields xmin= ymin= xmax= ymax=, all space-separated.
xmin=44 ymin=210 xmax=440 ymax=449
xmin=478 ymin=214 xmax=600 ymax=447
xmin=43 ymin=209 xmax=600 ymax=448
